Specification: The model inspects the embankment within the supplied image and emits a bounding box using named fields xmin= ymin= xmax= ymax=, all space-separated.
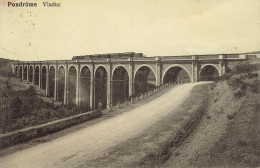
xmin=191 ymin=73 xmax=260 ymax=167
xmin=164 ymin=67 xmax=260 ymax=167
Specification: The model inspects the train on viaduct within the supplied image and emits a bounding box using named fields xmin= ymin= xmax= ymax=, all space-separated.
xmin=11 ymin=52 xmax=251 ymax=110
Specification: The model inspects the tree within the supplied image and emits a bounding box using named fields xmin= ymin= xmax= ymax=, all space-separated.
xmin=0 ymin=77 xmax=12 ymax=133
xmin=10 ymin=96 xmax=23 ymax=119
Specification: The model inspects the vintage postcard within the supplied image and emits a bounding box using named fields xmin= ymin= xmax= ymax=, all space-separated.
xmin=0 ymin=0 xmax=259 ymax=167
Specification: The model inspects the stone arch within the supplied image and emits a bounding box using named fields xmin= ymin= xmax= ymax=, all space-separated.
xmin=79 ymin=66 xmax=91 ymax=110
xmin=112 ymin=66 xmax=129 ymax=105
xmin=23 ymin=66 xmax=28 ymax=80
xmin=94 ymin=65 xmax=109 ymax=75
xmin=199 ymin=64 xmax=219 ymax=81
xmin=112 ymin=65 xmax=129 ymax=77
xmin=41 ymin=66 xmax=47 ymax=90
xmin=162 ymin=65 xmax=191 ymax=84
xmin=68 ymin=66 xmax=77 ymax=105
xmin=68 ymin=65 xmax=77 ymax=72
xmin=94 ymin=66 xmax=107 ymax=109
xmin=199 ymin=64 xmax=220 ymax=75
xmin=134 ymin=66 xmax=156 ymax=97
xmin=48 ymin=65 xmax=55 ymax=71
xmin=28 ymin=66 xmax=33 ymax=82
xmin=49 ymin=66 xmax=56 ymax=98
xmin=58 ymin=64 xmax=66 ymax=70
xmin=134 ymin=64 xmax=156 ymax=82
xmin=35 ymin=66 xmax=40 ymax=86
xmin=57 ymin=66 xmax=65 ymax=103
xmin=80 ymin=65 xmax=92 ymax=74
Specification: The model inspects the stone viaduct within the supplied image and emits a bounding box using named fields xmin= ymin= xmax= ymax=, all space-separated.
xmin=11 ymin=52 xmax=249 ymax=110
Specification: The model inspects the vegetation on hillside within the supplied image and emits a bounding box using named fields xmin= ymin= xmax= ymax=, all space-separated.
xmin=194 ymin=61 xmax=260 ymax=167
xmin=0 ymin=58 xmax=13 ymax=77
xmin=0 ymin=59 xmax=90 ymax=134
xmin=0 ymin=83 xmax=88 ymax=133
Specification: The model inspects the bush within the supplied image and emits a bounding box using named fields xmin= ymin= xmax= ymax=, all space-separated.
xmin=234 ymin=89 xmax=245 ymax=99
xmin=0 ymin=66 xmax=14 ymax=77
xmin=247 ymin=72 xmax=258 ymax=79
xmin=10 ymin=96 xmax=23 ymax=119
xmin=24 ymin=86 xmax=36 ymax=97
xmin=249 ymin=79 xmax=260 ymax=93
xmin=3 ymin=81 xmax=90 ymax=133
xmin=227 ymin=77 xmax=242 ymax=89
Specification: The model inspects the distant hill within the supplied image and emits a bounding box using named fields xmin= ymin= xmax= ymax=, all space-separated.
xmin=0 ymin=58 xmax=13 ymax=76
xmin=247 ymin=51 xmax=260 ymax=54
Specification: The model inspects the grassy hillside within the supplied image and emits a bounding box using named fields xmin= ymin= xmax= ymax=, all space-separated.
xmin=192 ymin=61 xmax=260 ymax=167
xmin=162 ymin=60 xmax=260 ymax=168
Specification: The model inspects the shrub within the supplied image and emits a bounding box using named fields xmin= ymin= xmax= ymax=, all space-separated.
xmin=249 ymin=79 xmax=260 ymax=93
xmin=0 ymin=66 xmax=14 ymax=77
xmin=227 ymin=77 xmax=241 ymax=89
xmin=24 ymin=86 xmax=36 ymax=97
xmin=10 ymin=96 xmax=23 ymax=119
xmin=4 ymin=83 xmax=91 ymax=132
xmin=234 ymin=89 xmax=245 ymax=99
xmin=247 ymin=72 xmax=258 ymax=79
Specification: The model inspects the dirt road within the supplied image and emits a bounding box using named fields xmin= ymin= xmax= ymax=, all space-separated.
xmin=0 ymin=82 xmax=205 ymax=168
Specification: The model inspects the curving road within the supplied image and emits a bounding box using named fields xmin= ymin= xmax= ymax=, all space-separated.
xmin=0 ymin=82 xmax=206 ymax=168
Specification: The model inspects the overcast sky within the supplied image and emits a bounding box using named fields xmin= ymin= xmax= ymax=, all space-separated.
xmin=0 ymin=0 xmax=259 ymax=61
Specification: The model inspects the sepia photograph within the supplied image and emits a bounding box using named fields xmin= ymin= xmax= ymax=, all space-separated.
xmin=0 ymin=0 xmax=260 ymax=167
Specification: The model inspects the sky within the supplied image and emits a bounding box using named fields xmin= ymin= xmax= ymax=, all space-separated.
xmin=0 ymin=0 xmax=260 ymax=61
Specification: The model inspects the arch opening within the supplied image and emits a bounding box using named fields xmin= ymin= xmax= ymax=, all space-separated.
xmin=35 ymin=66 xmax=39 ymax=86
xmin=15 ymin=66 xmax=18 ymax=77
xmin=112 ymin=66 xmax=129 ymax=105
xmin=19 ymin=66 xmax=22 ymax=78
xmin=94 ymin=66 xmax=107 ymax=109
xmin=163 ymin=66 xmax=191 ymax=84
xmin=134 ymin=66 xmax=156 ymax=97
xmin=79 ymin=66 xmax=91 ymax=110
xmin=49 ymin=67 xmax=55 ymax=98
xmin=29 ymin=66 xmax=33 ymax=82
xmin=68 ymin=66 xmax=77 ymax=105
xmin=57 ymin=66 xmax=65 ymax=103
xmin=199 ymin=65 xmax=219 ymax=81
xmin=23 ymin=66 xmax=28 ymax=80
xmin=41 ymin=66 xmax=47 ymax=90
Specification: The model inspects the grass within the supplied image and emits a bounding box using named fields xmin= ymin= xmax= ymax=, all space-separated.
xmin=196 ymin=92 xmax=260 ymax=167
xmin=190 ymin=61 xmax=260 ymax=167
